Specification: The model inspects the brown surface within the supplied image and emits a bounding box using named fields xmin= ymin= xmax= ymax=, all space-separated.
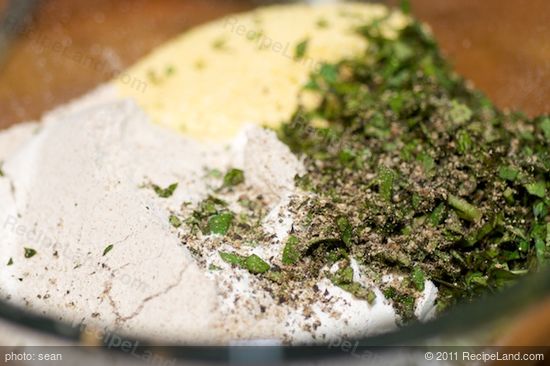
xmin=496 ymin=297 xmax=550 ymax=347
xmin=0 ymin=0 xmax=549 ymax=130
xmin=389 ymin=0 xmax=550 ymax=117
xmin=0 ymin=0 xmax=256 ymax=128
xmin=491 ymin=296 xmax=550 ymax=365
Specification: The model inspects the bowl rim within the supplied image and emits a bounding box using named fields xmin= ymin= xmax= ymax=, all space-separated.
xmin=0 ymin=266 xmax=548 ymax=362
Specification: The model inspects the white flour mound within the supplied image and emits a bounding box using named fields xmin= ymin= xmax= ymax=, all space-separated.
xmin=0 ymin=88 xmax=437 ymax=345
xmin=0 ymin=122 xmax=39 ymax=160
xmin=0 ymin=97 xmax=224 ymax=343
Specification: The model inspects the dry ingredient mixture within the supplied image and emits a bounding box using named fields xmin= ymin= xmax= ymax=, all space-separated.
xmin=180 ymin=15 xmax=550 ymax=322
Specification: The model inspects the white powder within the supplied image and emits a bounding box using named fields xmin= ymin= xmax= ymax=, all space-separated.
xmin=1 ymin=96 xmax=223 ymax=343
xmin=0 ymin=122 xmax=39 ymax=160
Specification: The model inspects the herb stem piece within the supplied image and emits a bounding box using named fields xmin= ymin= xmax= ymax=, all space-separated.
xmin=448 ymin=195 xmax=482 ymax=222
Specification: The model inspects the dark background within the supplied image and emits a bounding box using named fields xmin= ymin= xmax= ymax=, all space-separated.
xmin=0 ymin=0 xmax=548 ymax=129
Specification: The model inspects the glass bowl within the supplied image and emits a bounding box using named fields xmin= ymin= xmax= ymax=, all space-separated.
xmin=0 ymin=1 xmax=549 ymax=364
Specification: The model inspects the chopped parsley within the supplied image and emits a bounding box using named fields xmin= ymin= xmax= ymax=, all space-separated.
xmin=219 ymin=252 xmax=270 ymax=274
xmin=294 ymin=39 xmax=309 ymax=60
xmin=212 ymin=37 xmax=228 ymax=50
xmin=24 ymin=248 xmax=37 ymax=259
xmin=539 ymin=117 xmax=550 ymax=142
xmin=208 ymin=263 xmax=222 ymax=271
xmin=169 ymin=214 xmax=182 ymax=228
xmin=278 ymin=16 xmax=550 ymax=318
xmin=330 ymin=264 xmax=377 ymax=304
xmin=206 ymin=168 xmax=223 ymax=179
xmin=245 ymin=254 xmax=270 ymax=274
xmin=316 ymin=18 xmax=329 ymax=29
xmin=282 ymin=235 xmax=301 ymax=265
xmin=499 ymin=166 xmax=519 ymax=181
xmin=7 ymin=258 xmax=13 ymax=266
xmin=222 ymin=168 xmax=245 ymax=188
xmin=208 ymin=212 xmax=234 ymax=235
xmin=152 ymin=183 xmax=178 ymax=198
xmin=103 ymin=245 xmax=114 ymax=256
xmin=525 ymin=181 xmax=546 ymax=198
xmin=219 ymin=251 xmax=246 ymax=267
xmin=166 ymin=65 xmax=176 ymax=76
xmin=411 ymin=267 xmax=425 ymax=291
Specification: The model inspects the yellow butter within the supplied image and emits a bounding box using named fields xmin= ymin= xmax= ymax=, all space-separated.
xmin=115 ymin=3 xmax=408 ymax=141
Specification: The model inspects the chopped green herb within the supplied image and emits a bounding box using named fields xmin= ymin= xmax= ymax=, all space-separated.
xmin=449 ymin=100 xmax=472 ymax=124
xmin=166 ymin=65 xmax=175 ymax=76
xmin=247 ymin=29 xmax=264 ymax=42
xmin=378 ymin=167 xmax=396 ymax=201
xmin=326 ymin=247 xmax=348 ymax=263
xmin=169 ymin=214 xmax=182 ymax=228
xmin=331 ymin=266 xmax=353 ymax=285
xmin=418 ymin=152 xmax=435 ymax=173
xmin=499 ymin=166 xmax=519 ymax=181
xmin=341 ymin=282 xmax=377 ymax=303
xmin=428 ymin=203 xmax=446 ymax=226
xmin=316 ymin=18 xmax=329 ymax=28
xmin=366 ymin=290 xmax=377 ymax=304
xmin=456 ymin=130 xmax=473 ymax=154
xmin=393 ymin=41 xmax=414 ymax=61
xmin=535 ymin=237 xmax=546 ymax=264
xmin=103 ymin=245 xmax=114 ymax=256
xmin=265 ymin=270 xmax=284 ymax=283
xmin=208 ymin=212 xmax=233 ymax=235
xmin=219 ymin=252 xmax=270 ymax=274
xmin=208 ymin=264 xmax=222 ymax=271
xmin=294 ymin=39 xmax=309 ymax=60
xmin=330 ymin=265 xmax=376 ymax=303
xmin=400 ymin=0 xmax=411 ymax=15
xmin=318 ymin=63 xmax=339 ymax=84
xmin=147 ymin=70 xmax=160 ymax=84
xmin=277 ymin=17 xmax=550 ymax=319
xmin=7 ymin=258 xmax=13 ymax=266
xmin=533 ymin=201 xmax=547 ymax=219
xmin=411 ymin=267 xmax=425 ymax=291
xmin=24 ymin=248 xmax=37 ymax=259
xmin=219 ymin=252 xmax=245 ymax=267
xmin=222 ymin=168 xmax=245 ymax=188
xmin=540 ymin=117 xmax=550 ymax=142
xmin=336 ymin=217 xmax=353 ymax=246
xmin=245 ymin=254 xmax=270 ymax=274
xmin=503 ymin=187 xmax=515 ymax=204
xmin=525 ymin=181 xmax=546 ymax=198
xmin=184 ymin=195 xmax=249 ymax=238
xmin=206 ymin=168 xmax=223 ymax=179
xmin=466 ymin=272 xmax=488 ymax=287
xmin=448 ymin=195 xmax=482 ymax=222
xmin=212 ymin=37 xmax=228 ymax=50
xmin=282 ymin=235 xmax=301 ymax=265
xmin=152 ymin=183 xmax=178 ymax=198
